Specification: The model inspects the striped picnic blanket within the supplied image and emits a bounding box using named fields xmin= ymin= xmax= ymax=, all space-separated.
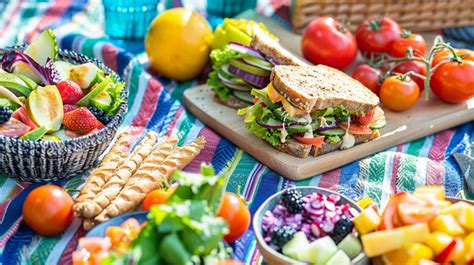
xmin=0 ymin=1 xmax=473 ymax=264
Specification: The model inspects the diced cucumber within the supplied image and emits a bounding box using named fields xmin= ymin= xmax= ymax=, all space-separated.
xmin=54 ymin=61 xmax=73 ymax=80
xmin=0 ymin=72 xmax=32 ymax=96
xmin=91 ymin=90 xmax=113 ymax=111
xmin=77 ymin=79 xmax=109 ymax=107
xmin=14 ymin=29 xmax=58 ymax=83
xmin=319 ymin=128 xmax=346 ymax=136
xmin=369 ymin=118 xmax=386 ymax=129
xmin=16 ymin=73 xmax=38 ymax=90
xmin=232 ymin=91 xmax=253 ymax=103
xmin=69 ymin=62 xmax=104 ymax=89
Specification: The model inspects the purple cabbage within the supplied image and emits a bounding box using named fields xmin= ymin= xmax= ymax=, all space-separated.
xmin=1 ymin=50 xmax=61 ymax=85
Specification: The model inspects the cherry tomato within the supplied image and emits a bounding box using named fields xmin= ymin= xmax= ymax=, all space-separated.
xmin=356 ymin=109 xmax=375 ymax=125
xmin=339 ymin=122 xmax=373 ymax=135
xmin=392 ymin=60 xmax=427 ymax=92
xmin=356 ymin=17 xmax=401 ymax=56
xmin=397 ymin=202 xmax=438 ymax=225
xmin=302 ymin=16 xmax=358 ymax=69
xmin=213 ymin=260 xmax=245 ymax=265
xmin=141 ymin=189 xmax=173 ymax=211
xmin=389 ymin=32 xmax=427 ymax=58
xmin=430 ymin=49 xmax=474 ymax=103
xmin=22 ymin=184 xmax=74 ymax=236
xmin=217 ymin=192 xmax=250 ymax=243
xmin=351 ymin=64 xmax=382 ymax=95
xmin=380 ymin=76 xmax=419 ymax=111
xmin=293 ymin=135 xmax=325 ymax=147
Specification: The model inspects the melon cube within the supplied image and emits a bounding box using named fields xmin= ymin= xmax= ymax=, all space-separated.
xmin=301 ymin=236 xmax=337 ymax=265
xmin=440 ymin=201 xmax=474 ymax=231
xmin=430 ymin=215 xmax=465 ymax=236
xmin=326 ymin=250 xmax=351 ymax=265
xmin=464 ymin=232 xmax=474 ymax=262
xmin=353 ymin=207 xmax=381 ymax=235
xmin=414 ymin=186 xmax=445 ymax=200
xmin=426 ymin=232 xmax=454 ymax=255
xmin=282 ymin=231 xmax=309 ymax=261
xmin=383 ymin=243 xmax=434 ymax=265
xmin=361 ymin=222 xmax=430 ymax=257
xmin=337 ymin=234 xmax=362 ymax=259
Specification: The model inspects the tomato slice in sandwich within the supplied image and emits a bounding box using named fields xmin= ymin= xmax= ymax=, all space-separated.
xmin=339 ymin=122 xmax=372 ymax=135
xmin=293 ymin=135 xmax=325 ymax=147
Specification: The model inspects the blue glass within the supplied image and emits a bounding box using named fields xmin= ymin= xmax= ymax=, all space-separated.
xmin=102 ymin=0 xmax=159 ymax=39
xmin=206 ymin=0 xmax=257 ymax=18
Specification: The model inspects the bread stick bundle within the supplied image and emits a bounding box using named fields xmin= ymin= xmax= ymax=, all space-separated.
xmin=94 ymin=136 xmax=206 ymax=223
xmin=74 ymin=131 xmax=159 ymax=219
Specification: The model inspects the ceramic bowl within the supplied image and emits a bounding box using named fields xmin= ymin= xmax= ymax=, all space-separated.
xmin=253 ymin=186 xmax=370 ymax=265
xmin=0 ymin=45 xmax=128 ymax=182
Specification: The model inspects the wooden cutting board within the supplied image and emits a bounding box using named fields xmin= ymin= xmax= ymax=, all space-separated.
xmin=182 ymin=11 xmax=474 ymax=180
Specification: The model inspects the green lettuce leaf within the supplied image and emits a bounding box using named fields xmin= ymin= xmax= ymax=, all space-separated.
xmin=238 ymin=102 xmax=281 ymax=146
xmin=104 ymin=75 xmax=125 ymax=116
xmin=207 ymin=46 xmax=240 ymax=101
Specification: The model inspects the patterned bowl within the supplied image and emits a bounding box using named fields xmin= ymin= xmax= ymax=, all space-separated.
xmin=0 ymin=45 xmax=128 ymax=182
xmin=253 ymin=186 xmax=370 ymax=265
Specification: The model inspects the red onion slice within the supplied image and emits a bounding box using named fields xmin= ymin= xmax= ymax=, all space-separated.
xmin=228 ymin=65 xmax=269 ymax=88
xmin=217 ymin=72 xmax=252 ymax=91
xmin=315 ymin=118 xmax=338 ymax=132
xmin=228 ymin=42 xmax=265 ymax=60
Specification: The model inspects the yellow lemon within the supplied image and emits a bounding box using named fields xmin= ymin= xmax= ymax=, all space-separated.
xmin=145 ymin=8 xmax=213 ymax=81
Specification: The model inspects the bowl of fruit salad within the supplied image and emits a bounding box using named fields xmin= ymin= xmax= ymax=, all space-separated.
xmin=253 ymin=186 xmax=369 ymax=265
xmin=0 ymin=29 xmax=127 ymax=182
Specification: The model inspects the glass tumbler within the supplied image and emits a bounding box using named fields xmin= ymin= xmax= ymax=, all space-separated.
xmin=102 ymin=0 xmax=159 ymax=39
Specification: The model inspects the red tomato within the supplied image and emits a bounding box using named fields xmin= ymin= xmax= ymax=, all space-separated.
xmin=218 ymin=192 xmax=251 ymax=243
xmin=356 ymin=109 xmax=375 ymax=125
xmin=379 ymin=192 xmax=425 ymax=230
xmin=351 ymin=64 xmax=382 ymax=94
xmin=380 ymin=76 xmax=419 ymax=111
xmin=339 ymin=122 xmax=373 ymax=135
xmin=213 ymin=260 xmax=245 ymax=265
xmin=22 ymin=185 xmax=74 ymax=236
xmin=430 ymin=49 xmax=474 ymax=103
xmin=302 ymin=16 xmax=358 ymax=69
xmin=389 ymin=32 xmax=427 ymax=57
xmin=142 ymin=189 xmax=173 ymax=211
xmin=356 ymin=17 xmax=401 ymax=56
xmin=392 ymin=60 xmax=427 ymax=92
xmin=293 ymin=135 xmax=325 ymax=147
xmin=397 ymin=202 xmax=438 ymax=225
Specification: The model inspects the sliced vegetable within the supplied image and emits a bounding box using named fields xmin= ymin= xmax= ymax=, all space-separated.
xmin=2 ymin=50 xmax=61 ymax=85
xmin=0 ymin=72 xmax=32 ymax=96
xmin=0 ymin=85 xmax=23 ymax=107
xmin=218 ymin=72 xmax=252 ymax=91
xmin=273 ymin=108 xmax=303 ymax=123
xmin=91 ymin=90 xmax=113 ymax=111
xmin=15 ymin=73 xmax=38 ymax=90
xmin=339 ymin=122 xmax=373 ymax=135
xmin=369 ymin=118 xmax=386 ymax=129
xmin=229 ymin=59 xmax=270 ymax=77
xmin=77 ymin=79 xmax=109 ymax=107
xmin=232 ymin=91 xmax=253 ymax=103
xmin=319 ymin=128 xmax=346 ymax=136
xmin=41 ymin=134 xmax=61 ymax=141
xmin=293 ymin=135 xmax=325 ymax=147
xmin=228 ymin=42 xmax=265 ymax=60
xmin=0 ymin=118 xmax=30 ymax=138
xmin=256 ymin=118 xmax=300 ymax=129
xmin=27 ymin=85 xmax=63 ymax=131
xmin=316 ymin=117 xmax=338 ymax=132
xmin=356 ymin=110 xmax=375 ymax=126
xmin=54 ymin=61 xmax=73 ymax=80
xmin=20 ymin=126 xmax=48 ymax=141
xmin=267 ymin=83 xmax=282 ymax=103
xmin=0 ymin=98 xmax=20 ymax=111
xmin=250 ymin=88 xmax=278 ymax=109
xmin=228 ymin=64 xmax=269 ymax=88
xmin=69 ymin=62 xmax=104 ymax=89
xmin=242 ymin=56 xmax=273 ymax=71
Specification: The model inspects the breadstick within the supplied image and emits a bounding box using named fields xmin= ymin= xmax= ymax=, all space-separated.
xmin=75 ymin=131 xmax=158 ymax=218
xmin=74 ymin=130 xmax=132 ymax=209
xmin=82 ymin=219 xmax=96 ymax=231
xmin=94 ymin=136 xmax=206 ymax=223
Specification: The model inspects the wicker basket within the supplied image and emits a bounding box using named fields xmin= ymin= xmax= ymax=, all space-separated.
xmin=0 ymin=45 xmax=128 ymax=182
xmin=291 ymin=0 xmax=474 ymax=34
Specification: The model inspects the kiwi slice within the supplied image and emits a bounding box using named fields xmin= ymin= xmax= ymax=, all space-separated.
xmin=229 ymin=59 xmax=271 ymax=77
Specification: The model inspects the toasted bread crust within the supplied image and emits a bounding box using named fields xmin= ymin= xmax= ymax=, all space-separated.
xmin=250 ymin=32 xmax=307 ymax=67
xmin=214 ymin=94 xmax=251 ymax=109
xmin=271 ymin=65 xmax=380 ymax=113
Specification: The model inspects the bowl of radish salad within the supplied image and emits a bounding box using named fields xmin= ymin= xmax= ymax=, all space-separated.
xmin=0 ymin=29 xmax=127 ymax=182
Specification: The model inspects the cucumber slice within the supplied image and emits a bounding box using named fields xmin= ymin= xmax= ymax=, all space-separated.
xmin=232 ymin=91 xmax=253 ymax=103
xmin=70 ymin=63 xmax=104 ymax=89
xmin=319 ymin=128 xmax=346 ymax=136
xmin=286 ymin=125 xmax=310 ymax=134
xmin=16 ymin=73 xmax=38 ymax=90
xmin=229 ymin=59 xmax=271 ymax=77
xmin=55 ymin=61 xmax=73 ymax=80
xmin=91 ymin=90 xmax=113 ymax=111
xmin=0 ymin=98 xmax=20 ymax=111
xmin=14 ymin=29 xmax=58 ymax=83
xmin=41 ymin=134 xmax=61 ymax=142
xmin=20 ymin=126 xmax=48 ymax=141
xmin=0 ymin=72 xmax=32 ymax=96
xmin=77 ymin=80 xmax=109 ymax=107
xmin=273 ymin=108 xmax=301 ymax=123
xmin=0 ymin=85 xmax=23 ymax=107
xmin=243 ymin=56 xmax=273 ymax=71
xmin=369 ymin=118 xmax=386 ymax=129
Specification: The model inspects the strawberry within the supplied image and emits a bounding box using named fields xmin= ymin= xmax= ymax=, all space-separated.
xmin=63 ymin=104 xmax=77 ymax=113
xmin=56 ymin=80 xmax=84 ymax=105
xmin=63 ymin=107 xmax=102 ymax=134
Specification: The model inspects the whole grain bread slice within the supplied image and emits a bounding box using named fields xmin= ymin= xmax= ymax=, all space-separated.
xmin=271 ymin=65 xmax=380 ymax=113
xmin=250 ymin=31 xmax=307 ymax=67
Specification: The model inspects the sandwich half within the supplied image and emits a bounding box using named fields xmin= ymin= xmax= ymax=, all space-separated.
xmin=238 ymin=65 xmax=386 ymax=158
xmin=208 ymin=31 xmax=306 ymax=109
